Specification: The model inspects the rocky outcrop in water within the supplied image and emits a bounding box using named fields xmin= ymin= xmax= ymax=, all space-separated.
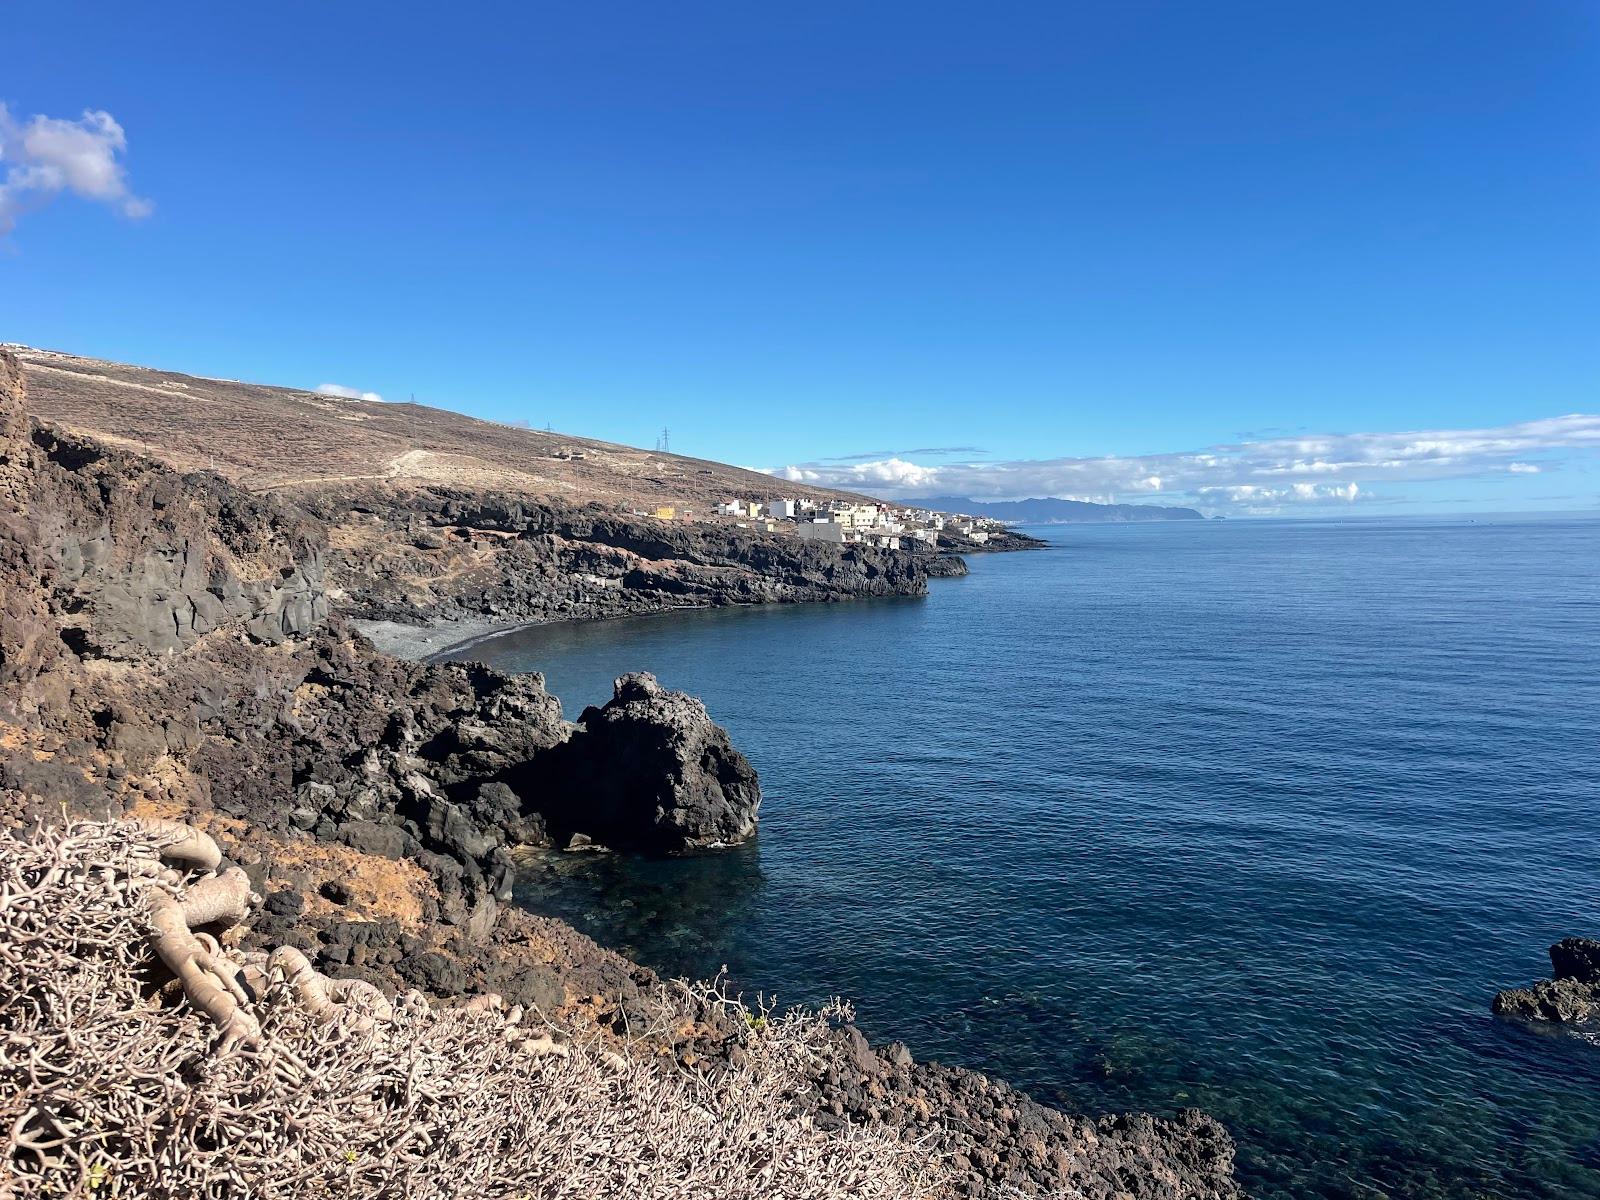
xmin=1493 ymin=937 xmax=1600 ymax=1025
xmin=528 ymin=672 xmax=761 ymax=851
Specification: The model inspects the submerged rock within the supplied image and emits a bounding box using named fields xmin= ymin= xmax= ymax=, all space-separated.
xmin=1492 ymin=937 xmax=1600 ymax=1025
xmin=527 ymin=672 xmax=760 ymax=852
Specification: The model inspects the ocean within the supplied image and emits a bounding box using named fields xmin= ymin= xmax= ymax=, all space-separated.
xmin=449 ymin=515 xmax=1600 ymax=1199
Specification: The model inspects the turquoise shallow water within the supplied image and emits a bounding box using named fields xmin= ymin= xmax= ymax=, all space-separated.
xmin=452 ymin=516 xmax=1600 ymax=1199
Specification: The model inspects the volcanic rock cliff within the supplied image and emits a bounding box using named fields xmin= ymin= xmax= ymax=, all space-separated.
xmin=0 ymin=349 xmax=1240 ymax=1199
xmin=304 ymin=484 xmax=932 ymax=655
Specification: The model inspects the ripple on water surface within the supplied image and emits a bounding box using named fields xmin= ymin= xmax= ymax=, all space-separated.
xmin=455 ymin=517 xmax=1600 ymax=1200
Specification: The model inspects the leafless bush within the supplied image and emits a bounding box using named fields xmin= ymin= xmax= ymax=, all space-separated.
xmin=0 ymin=820 xmax=947 ymax=1199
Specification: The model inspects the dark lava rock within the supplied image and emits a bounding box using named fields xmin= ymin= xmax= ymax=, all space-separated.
xmin=1493 ymin=937 xmax=1600 ymax=1025
xmin=319 ymin=879 xmax=353 ymax=905
xmin=263 ymin=888 xmax=305 ymax=918
xmin=399 ymin=950 xmax=467 ymax=994
xmin=925 ymin=554 xmax=970 ymax=578
xmin=1551 ymin=936 xmax=1600 ymax=984
xmin=525 ymin=672 xmax=760 ymax=852
xmin=338 ymin=820 xmax=407 ymax=859
xmin=881 ymin=1040 xmax=915 ymax=1068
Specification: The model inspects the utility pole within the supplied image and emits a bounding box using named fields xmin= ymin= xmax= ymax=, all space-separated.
xmin=655 ymin=426 xmax=671 ymax=453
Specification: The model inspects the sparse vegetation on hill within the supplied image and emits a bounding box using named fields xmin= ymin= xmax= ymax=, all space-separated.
xmin=7 ymin=346 xmax=867 ymax=512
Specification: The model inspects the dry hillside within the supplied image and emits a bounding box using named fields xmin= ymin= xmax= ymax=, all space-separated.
xmin=6 ymin=345 xmax=872 ymax=512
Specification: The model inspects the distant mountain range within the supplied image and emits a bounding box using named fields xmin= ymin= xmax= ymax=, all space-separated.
xmin=915 ymin=495 xmax=1204 ymax=524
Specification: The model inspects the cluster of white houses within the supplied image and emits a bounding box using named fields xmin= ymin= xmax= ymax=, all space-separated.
xmin=704 ymin=498 xmax=999 ymax=549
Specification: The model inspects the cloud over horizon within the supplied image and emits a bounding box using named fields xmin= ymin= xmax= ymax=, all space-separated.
xmin=767 ymin=414 xmax=1600 ymax=512
xmin=0 ymin=103 xmax=151 ymax=234
xmin=314 ymin=382 xmax=385 ymax=403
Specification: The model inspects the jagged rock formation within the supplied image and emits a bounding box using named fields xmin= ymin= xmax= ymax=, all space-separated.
xmin=937 ymin=527 xmax=1048 ymax=555
xmin=0 ymin=353 xmax=324 ymax=680
xmin=529 ymin=672 xmax=761 ymax=851
xmin=1493 ymin=937 xmax=1600 ymax=1025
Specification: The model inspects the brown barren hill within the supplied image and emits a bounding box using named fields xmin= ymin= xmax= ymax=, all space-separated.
xmin=5 ymin=344 xmax=872 ymax=511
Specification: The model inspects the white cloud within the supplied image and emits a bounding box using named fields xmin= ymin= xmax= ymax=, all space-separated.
xmin=0 ymin=103 xmax=151 ymax=234
xmin=1199 ymin=481 xmax=1361 ymax=507
xmin=777 ymin=456 xmax=941 ymax=490
xmin=314 ymin=383 xmax=384 ymax=403
xmin=765 ymin=413 xmax=1600 ymax=512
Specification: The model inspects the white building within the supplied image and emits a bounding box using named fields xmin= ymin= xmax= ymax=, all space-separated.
xmin=768 ymin=498 xmax=798 ymax=519
xmin=828 ymin=503 xmax=881 ymax=530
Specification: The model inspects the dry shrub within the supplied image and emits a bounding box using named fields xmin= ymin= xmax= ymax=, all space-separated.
xmin=0 ymin=821 xmax=947 ymax=1199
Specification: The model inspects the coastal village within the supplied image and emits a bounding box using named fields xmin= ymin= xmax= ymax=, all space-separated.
xmin=632 ymin=495 xmax=1006 ymax=550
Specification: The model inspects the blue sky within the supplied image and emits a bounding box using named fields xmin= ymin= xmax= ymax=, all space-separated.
xmin=2 ymin=1 xmax=1596 ymax=514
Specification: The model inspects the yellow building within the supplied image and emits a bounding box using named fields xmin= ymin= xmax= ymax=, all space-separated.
xmin=654 ymin=505 xmax=676 ymax=520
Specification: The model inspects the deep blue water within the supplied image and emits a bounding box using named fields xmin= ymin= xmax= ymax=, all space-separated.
xmin=452 ymin=516 xmax=1600 ymax=1200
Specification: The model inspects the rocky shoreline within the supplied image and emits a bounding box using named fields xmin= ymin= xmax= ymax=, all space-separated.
xmin=312 ymin=483 xmax=939 ymax=628
xmin=0 ymin=348 xmax=1236 ymax=1198
xmin=354 ymin=551 xmax=983 ymax=660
